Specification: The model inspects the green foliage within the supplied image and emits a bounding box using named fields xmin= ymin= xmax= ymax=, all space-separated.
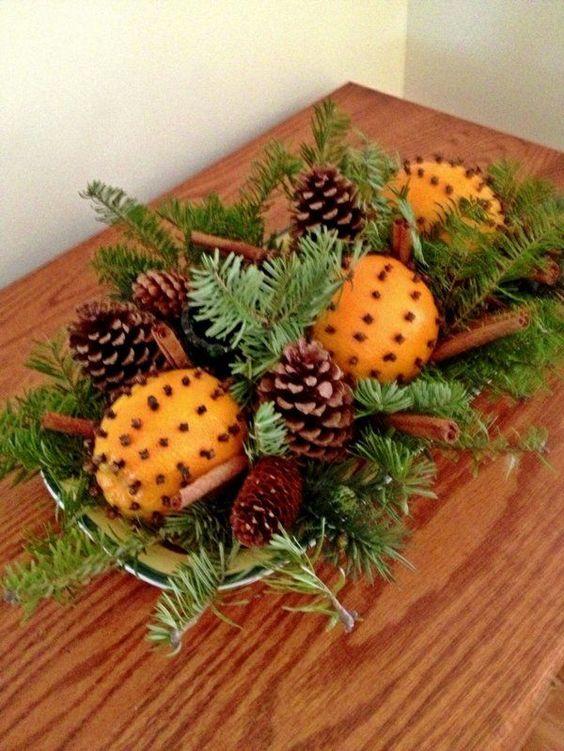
xmin=159 ymin=498 xmax=231 ymax=552
xmin=3 ymin=525 xmax=148 ymax=618
xmin=300 ymin=100 xmax=351 ymax=166
xmin=341 ymin=137 xmax=398 ymax=206
xmin=263 ymin=528 xmax=358 ymax=633
xmin=81 ymin=181 xmax=181 ymax=264
xmin=355 ymin=373 xmax=473 ymax=421
xmin=420 ymin=176 xmax=562 ymax=327
xmin=488 ymin=159 xmax=561 ymax=226
xmin=0 ymin=389 xmax=87 ymax=484
xmin=158 ymin=193 xmax=264 ymax=261
xmin=189 ymin=230 xmax=364 ymax=401
xmin=26 ymin=335 xmax=102 ymax=419
xmin=443 ymin=299 xmax=564 ymax=398
xmin=354 ymin=430 xmax=437 ymax=514
xmin=239 ymin=140 xmax=303 ymax=212
xmin=92 ymin=244 xmax=166 ymax=299
xmin=0 ymin=336 xmax=102 ymax=484
xmin=302 ymin=462 xmax=406 ymax=580
xmin=148 ymin=546 xmax=227 ymax=654
xmin=245 ymin=401 xmax=288 ymax=461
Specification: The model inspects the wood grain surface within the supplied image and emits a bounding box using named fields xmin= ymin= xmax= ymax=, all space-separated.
xmin=0 ymin=83 xmax=563 ymax=751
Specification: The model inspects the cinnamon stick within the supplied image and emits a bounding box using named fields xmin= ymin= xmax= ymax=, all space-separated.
xmin=41 ymin=412 xmax=97 ymax=439
xmin=386 ymin=413 xmax=460 ymax=443
xmin=391 ymin=218 xmax=412 ymax=265
xmin=529 ymin=258 xmax=560 ymax=286
xmin=152 ymin=323 xmax=192 ymax=369
xmin=191 ymin=230 xmax=267 ymax=263
xmin=431 ymin=307 xmax=530 ymax=363
xmin=171 ymin=455 xmax=249 ymax=510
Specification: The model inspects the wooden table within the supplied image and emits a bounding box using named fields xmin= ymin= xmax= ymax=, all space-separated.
xmin=0 ymin=83 xmax=562 ymax=751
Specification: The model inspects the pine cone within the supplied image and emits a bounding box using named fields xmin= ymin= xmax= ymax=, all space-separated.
xmin=132 ymin=269 xmax=189 ymax=320
xmin=290 ymin=165 xmax=365 ymax=241
xmin=68 ymin=302 xmax=166 ymax=393
xmin=231 ymin=457 xmax=303 ymax=547
xmin=258 ymin=339 xmax=354 ymax=462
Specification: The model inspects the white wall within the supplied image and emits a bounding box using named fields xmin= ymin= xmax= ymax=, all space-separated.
xmin=0 ymin=0 xmax=408 ymax=287
xmin=405 ymin=0 xmax=564 ymax=151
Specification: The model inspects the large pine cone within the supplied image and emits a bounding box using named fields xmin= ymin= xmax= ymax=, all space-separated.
xmin=258 ymin=339 xmax=354 ymax=462
xmin=68 ymin=302 xmax=166 ymax=393
xmin=290 ymin=165 xmax=365 ymax=241
xmin=231 ymin=457 xmax=303 ymax=547
xmin=132 ymin=269 xmax=189 ymax=320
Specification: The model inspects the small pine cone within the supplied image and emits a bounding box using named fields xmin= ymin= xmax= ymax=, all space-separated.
xmin=258 ymin=339 xmax=354 ymax=462
xmin=132 ymin=269 xmax=189 ymax=320
xmin=231 ymin=457 xmax=303 ymax=547
xmin=68 ymin=301 xmax=166 ymax=393
xmin=290 ymin=165 xmax=365 ymax=241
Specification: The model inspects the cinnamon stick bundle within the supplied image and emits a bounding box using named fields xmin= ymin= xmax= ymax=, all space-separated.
xmin=386 ymin=413 xmax=460 ymax=443
xmin=431 ymin=307 xmax=530 ymax=363
xmin=190 ymin=230 xmax=267 ymax=263
xmin=171 ymin=455 xmax=249 ymax=510
xmin=391 ymin=218 xmax=412 ymax=265
xmin=41 ymin=412 xmax=97 ymax=439
xmin=152 ymin=323 xmax=192 ymax=369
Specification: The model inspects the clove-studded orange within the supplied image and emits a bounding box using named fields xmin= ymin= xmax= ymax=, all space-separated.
xmin=312 ymin=255 xmax=439 ymax=383
xmin=384 ymin=157 xmax=505 ymax=234
xmin=93 ymin=369 xmax=246 ymax=519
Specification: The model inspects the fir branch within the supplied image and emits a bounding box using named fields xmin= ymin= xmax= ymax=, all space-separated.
xmin=158 ymin=193 xmax=264 ymax=262
xmin=239 ymin=140 xmax=303 ymax=212
xmin=245 ymin=401 xmax=288 ymax=461
xmin=341 ymin=136 xmax=398 ymax=205
xmin=3 ymin=525 xmax=149 ymax=618
xmin=92 ymin=243 xmax=166 ymax=299
xmin=0 ymin=388 xmax=91 ymax=484
xmin=355 ymin=373 xmax=473 ymax=422
xmin=147 ymin=546 xmax=227 ymax=654
xmin=301 ymin=463 xmax=407 ymax=580
xmin=300 ymin=100 xmax=351 ymax=167
xmin=159 ymin=498 xmax=230 ymax=552
xmin=190 ymin=230 xmax=363 ymax=399
xmin=263 ymin=528 xmax=359 ymax=633
xmin=26 ymin=335 xmax=102 ymax=419
xmin=354 ymin=379 xmax=414 ymax=416
xmin=81 ymin=181 xmax=181 ymax=264
xmin=442 ymin=298 xmax=564 ymax=398
xmin=354 ymin=430 xmax=437 ymax=514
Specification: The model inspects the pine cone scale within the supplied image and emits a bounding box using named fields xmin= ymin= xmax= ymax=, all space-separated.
xmin=258 ymin=338 xmax=354 ymax=462
xmin=69 ymin=302 xmax=166 ymax=394
xmin=231 ymin=457 xmax=303 ymax=547
xmin=291 ymin=165 xmax=365 ymax=241
xmin=132 ymin=270 xmax=189 ymax=321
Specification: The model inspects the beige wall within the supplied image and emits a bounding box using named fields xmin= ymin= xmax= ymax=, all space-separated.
xmin=405 ymin=0 xmax=564 ymax=151
xmin=0 ymin=0 xmax=408 ymax=287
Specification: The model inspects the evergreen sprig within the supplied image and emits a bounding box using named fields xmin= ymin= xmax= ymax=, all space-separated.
xmin=302 ymin=462 xmax=407 ymax=579
xmin=245 ymin=401 xmax=288 ymax=461
xmin=158 ymin=193 xmax=264 ymax=261
xmin=443 ymin=299 xmax=564 ymax=398
xmin=147 ymin=546 xmax=227 ymax=654
xmin=81 ymin=181 xmax=181 ymax=264
xmin=159 ymin=498 xmax=231 ymax=552
xmin=300 ymin=100 xmax=351 ymax=166
xmin=239 ymin=140 xmax=303 ymax=212
xmin=92 ymin=244 xmax=166 ymax=299
xmin=4 ymin=524 xmax=149 ymax=618
xmin=355 ymin=373 xmax=473 ymax=421
xmin=263 ymin=528 xmax=359 ymax=633
xmin=354 ymin=430 xmax=437 ymax=514
xmin=189 ymin=230 xmax=363 ymax=400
